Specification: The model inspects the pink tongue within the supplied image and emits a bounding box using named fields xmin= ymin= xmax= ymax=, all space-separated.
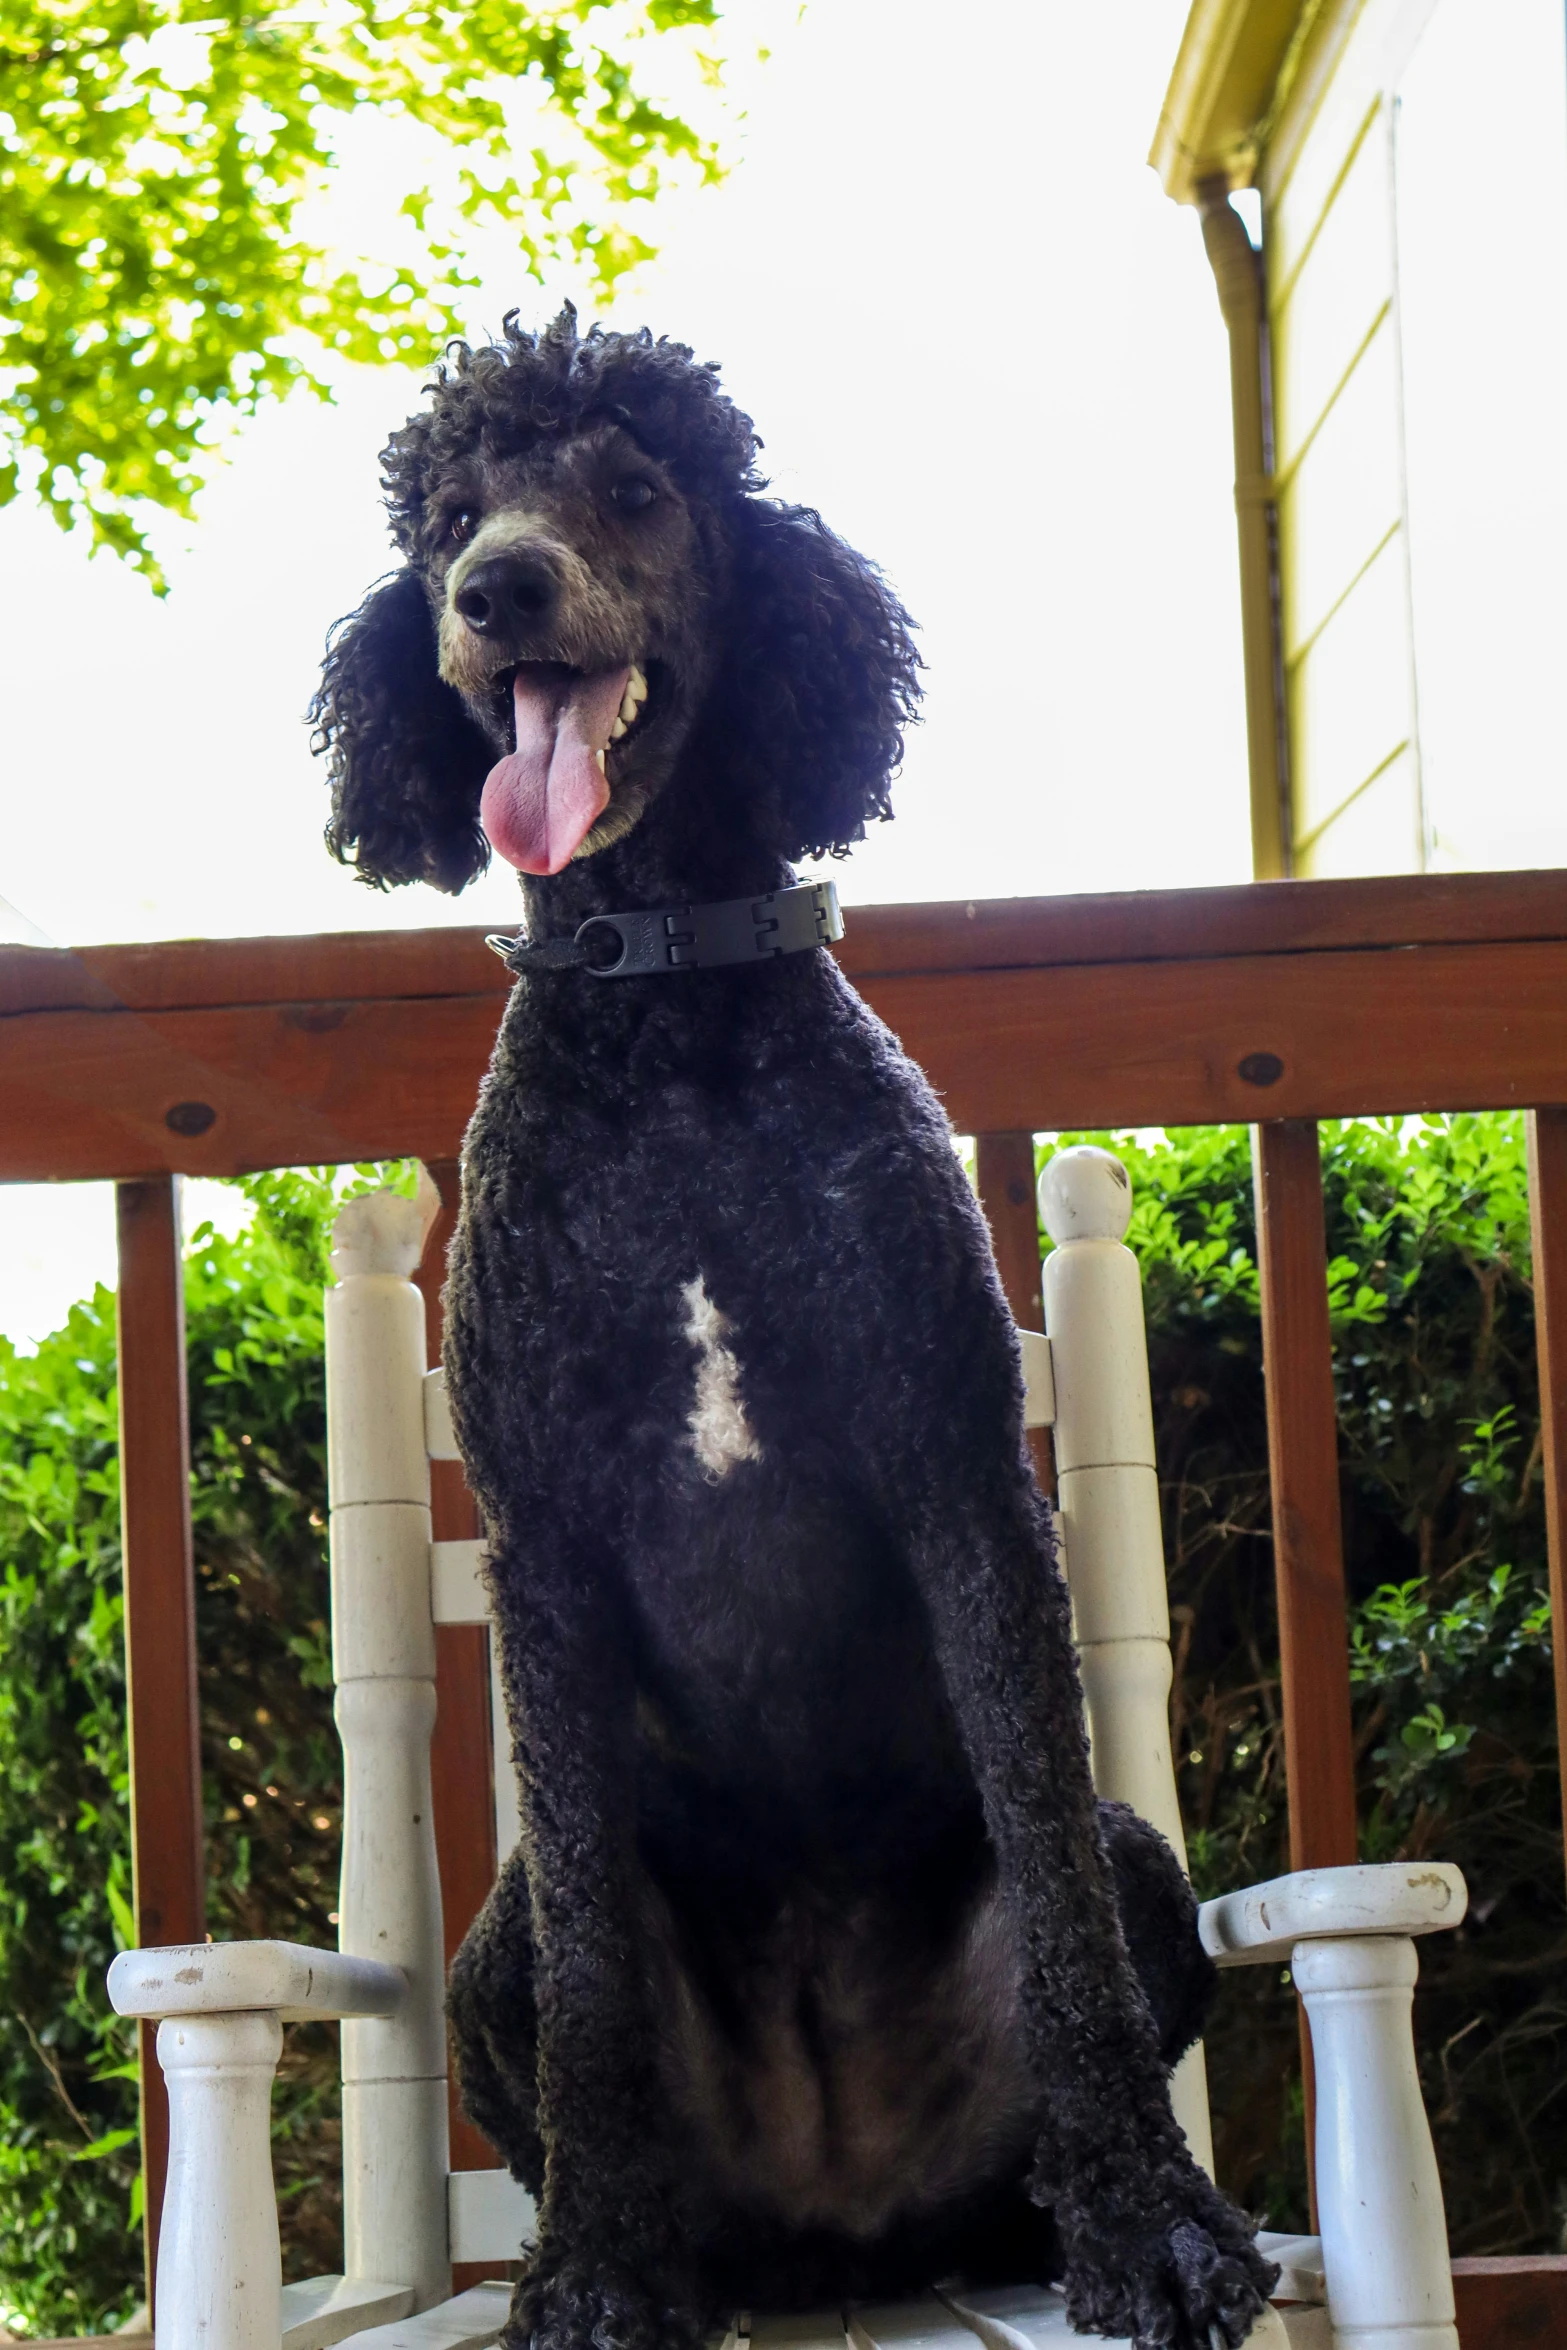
xmin=480 ymin=664 xmax=631 ymax=875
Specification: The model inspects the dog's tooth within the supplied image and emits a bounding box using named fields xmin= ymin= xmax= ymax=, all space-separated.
xmin=610 ymin=715 xmax=627 ymax=740
xmin=629 ymin=665 xmax=647 ymax=702
xmin=619 ymin=693 xmax=636 ymax=725
xmin=594 ymin=748 xmax=606 ymax=771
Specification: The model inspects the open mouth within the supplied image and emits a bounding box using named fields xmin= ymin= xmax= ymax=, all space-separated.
xmin=479 ymin=658 xmax=659 ymax=875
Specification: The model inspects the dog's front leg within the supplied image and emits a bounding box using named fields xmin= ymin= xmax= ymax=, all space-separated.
xmin=904 ymin=1473 xmax=1276 ymax=2350
xmin=484 ymin=1558 xmax=696 ymax=2350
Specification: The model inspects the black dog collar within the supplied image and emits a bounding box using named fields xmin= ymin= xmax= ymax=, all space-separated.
xmin=487 ymin=879 xmax=843 ymax=980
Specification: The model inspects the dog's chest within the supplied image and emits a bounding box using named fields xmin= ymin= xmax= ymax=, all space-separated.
xmin=454 ymin=969 xmax=991 ymax=1597
xmin=472 ymin=1077 xmax=858 ymax=1494
xmin=676 ymin=1275 xmax=761 ymax=1479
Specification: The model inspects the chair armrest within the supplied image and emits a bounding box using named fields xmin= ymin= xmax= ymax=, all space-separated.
xmin=108 ymin=1938 xmax=405 ymax=2021
xmin=1199 ymin=1861 xmax=1467 ymax=1969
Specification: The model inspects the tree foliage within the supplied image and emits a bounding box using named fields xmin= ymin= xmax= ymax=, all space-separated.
xmin=0 ymin=1119 xmax=1561 ymax=2334
xmin=0 ymin=0 xmax=724 ymax=580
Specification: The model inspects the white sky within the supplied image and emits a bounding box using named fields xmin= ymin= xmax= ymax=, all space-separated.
xmin=2 ymin=0 xmax=1253 ymax=1343
xmin=1395 ymin=0 xmax=1567 ymax=871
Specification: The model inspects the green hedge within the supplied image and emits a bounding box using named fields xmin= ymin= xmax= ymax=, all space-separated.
xmin=0 ymin=1167 xmax=410 ymax=2336
xmin=1052 ymin=1118 xmax=1563 ymax=2245
xmin=0 ymin=1121 xmax=1561 ymax=2330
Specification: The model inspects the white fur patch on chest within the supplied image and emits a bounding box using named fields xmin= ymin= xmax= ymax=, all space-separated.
xmin=680 ymin=1277 xmax=762 ymax=1479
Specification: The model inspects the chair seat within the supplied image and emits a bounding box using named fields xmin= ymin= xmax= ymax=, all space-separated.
xmin=281 ymin=2277 xmax=416 ymax=2350
xmin=1256 ymin=2234 xmax=1326 ymax=2304
xmin=683 ymin=2281 xmax=1309 ymax=2350
xmin=326 ymin=2282 xmax=513 ymax=2350
xmin=943 ymin=2284 xmax=1296 ymax=2349
xmin=317 ymin=2278 xmax=1317 ymax=2350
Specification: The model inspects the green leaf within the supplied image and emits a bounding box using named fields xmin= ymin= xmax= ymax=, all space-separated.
xmin=104 ymin=1875 xmax=136 ymax=1954
xmin=71 ymin=2125 xmax=139 ymax=2162
xmin=0 ymin=0 xmax=736 ymax=573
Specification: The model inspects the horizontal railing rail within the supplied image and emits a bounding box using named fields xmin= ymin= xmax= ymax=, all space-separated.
xmin=5 ymin=868 xmax=1566 ymax=2345
xmin=7 ymin=869 xmax=1567 ymax=1181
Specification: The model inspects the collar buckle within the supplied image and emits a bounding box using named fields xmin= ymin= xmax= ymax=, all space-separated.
xmin=490 ymin=880 xmax=843 ymax=983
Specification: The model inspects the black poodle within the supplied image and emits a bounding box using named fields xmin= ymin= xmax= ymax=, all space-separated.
xmin=311 ymin=307 xmax=1275 ymax=2350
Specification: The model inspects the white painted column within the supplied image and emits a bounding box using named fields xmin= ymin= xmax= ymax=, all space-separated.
xmin=155 ymin=2011 xmax=284 ymax=2350
xmin=327 ymin=1190 xmax=450 ymax=2310
xmin=1039 ymin=1144 xmax=1214 ymax=2174
xmin=1294 ymin=1936 xmax=1458 ymax=2350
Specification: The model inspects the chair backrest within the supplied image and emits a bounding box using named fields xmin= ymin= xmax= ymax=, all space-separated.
xmin=319 ymin=1138 xmax=1212 ymax=2288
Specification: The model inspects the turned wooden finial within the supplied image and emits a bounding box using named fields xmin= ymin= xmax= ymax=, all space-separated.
xmin=1038 ymin=1143 xmax=1132 ymax=1245
xmin=329 ymin=1184 xmax=439 ymax=1281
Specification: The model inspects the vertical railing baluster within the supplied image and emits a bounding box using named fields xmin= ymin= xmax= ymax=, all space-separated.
xmin=1252 ymin=1118 xmax=1358 ymax=2219
xmin=115 ymin=1174 xmax=205 ymax=2309
xmin=975 ymin=1129 xmax=1056 ymax=1499
xmin=1251 ymin=1120 xmax=1358 ymax=1868
xmin=1526 ymin=1108 xmax=1567 ymax=1896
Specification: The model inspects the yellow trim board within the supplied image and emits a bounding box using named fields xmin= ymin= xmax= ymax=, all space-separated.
xmin=1292 ymin=737 xmax=1410 ymax=858
xmin=1151 ymin=0 xmax=1315 ymax=201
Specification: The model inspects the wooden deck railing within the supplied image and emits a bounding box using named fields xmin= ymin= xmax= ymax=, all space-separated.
xmin=4 ymin=867 xmax=1567 ymax=2344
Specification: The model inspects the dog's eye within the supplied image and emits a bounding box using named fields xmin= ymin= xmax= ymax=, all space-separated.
xmin=447 ymin=509 xmax=477 ymax=546
xmin=611 ymin=478 xmax=657 ymax=514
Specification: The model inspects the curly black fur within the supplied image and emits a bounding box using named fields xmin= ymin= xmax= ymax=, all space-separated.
xmin=316 ymin=308 xmax=1275 ymax=2350
xmin=313 ymin=569 xmax=495 ymax=890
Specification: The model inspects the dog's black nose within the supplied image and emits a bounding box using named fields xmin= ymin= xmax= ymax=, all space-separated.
xmin=454 ymin=553 xmax=559 ymax=636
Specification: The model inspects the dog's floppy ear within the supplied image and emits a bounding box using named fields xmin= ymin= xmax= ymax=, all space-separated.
xmin=313 ymin=569 xmax=494 ymax=892
xmin=713 ymin=501 xmax=921 ymax=861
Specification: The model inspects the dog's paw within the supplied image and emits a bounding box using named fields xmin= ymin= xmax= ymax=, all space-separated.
xmin=504 ymin=2254 xmax=702 ymax=2350
xmin=1056 ymin=2167 xmax=1278 ymax=2349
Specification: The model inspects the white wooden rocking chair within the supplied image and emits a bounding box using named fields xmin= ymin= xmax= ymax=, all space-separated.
xmin=108 ymin=1146 xmax=1466 ymax=2350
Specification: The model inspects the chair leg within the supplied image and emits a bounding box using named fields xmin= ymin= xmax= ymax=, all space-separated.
xmin=156 ymin=2010 xmax=285 ymax=2350
xmin=1293 ymin=1937 xmax=1458 ymax=2350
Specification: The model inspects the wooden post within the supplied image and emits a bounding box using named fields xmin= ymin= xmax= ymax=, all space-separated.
xmin=415 ymin=1163 xmax=504 ymax=2212
xmin=1252 ymin=1121 xmax=1358 ymax=2219
xmin=975 ymin=1130 xmax=1055 ymax=1500
xmin=115 ymin=1175 xmax=205 ymax=2305
xmin=1526 ymin=1108 xmax=1567 ymax=1890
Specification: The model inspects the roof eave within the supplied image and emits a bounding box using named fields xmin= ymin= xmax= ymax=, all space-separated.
xmin=1150 ymin=0 xmax=1309 ymax=203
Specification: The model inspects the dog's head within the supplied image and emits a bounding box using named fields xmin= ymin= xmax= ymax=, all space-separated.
xmin=313 ymin=307 xmax=921 ymax=893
